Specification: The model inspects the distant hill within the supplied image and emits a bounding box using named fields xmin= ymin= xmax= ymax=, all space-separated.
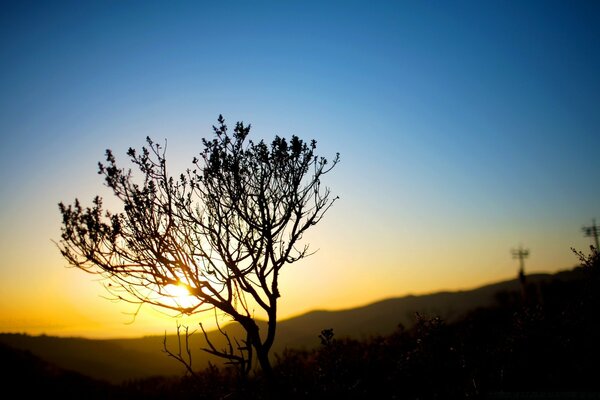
xmin=0 ymin=270 xmax=576 ymax=383
xmin=0 ymin=342 xmax=119 ymax=398
xmin=0 ymin=333 xmax=187 ymax=383
xmin=274 ymin=273 xmax=543 ymax=350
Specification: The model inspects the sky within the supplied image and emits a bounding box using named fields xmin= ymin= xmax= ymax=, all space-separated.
xmin=1 ymin=0 xmax=599 ymax=338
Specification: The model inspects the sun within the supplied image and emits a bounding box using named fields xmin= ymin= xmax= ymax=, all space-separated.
xmin=161 ymin=283 xmax=197 ymax=310
xmin=164 ymin=283 xmax=190 ymax=298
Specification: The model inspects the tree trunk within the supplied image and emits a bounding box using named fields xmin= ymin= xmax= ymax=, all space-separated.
xmin=256 ymin=346 xmax=273 ymax=377
xmin=242 ymin=317 xmax=273 ymax=377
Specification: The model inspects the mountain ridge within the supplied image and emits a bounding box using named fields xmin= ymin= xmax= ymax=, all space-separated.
xmin=0 ymin=269 xmax=576 ymax=383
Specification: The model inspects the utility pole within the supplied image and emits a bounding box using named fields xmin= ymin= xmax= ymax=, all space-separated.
xmin=512 ymin=245 xmax=529 ymax=274
xmin=582 ymin=218 xmax=599 ymax=249
xmin=512 ymin=245 xmax=530 ymax=302
xmin=512 ymin=245 xmax=530 ymax=282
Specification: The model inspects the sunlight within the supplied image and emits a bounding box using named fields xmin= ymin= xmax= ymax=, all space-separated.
xmin=161 ymin=283 xmax=197 ymax=310
xmin=164 ymin=283 xmax=190 ymax=298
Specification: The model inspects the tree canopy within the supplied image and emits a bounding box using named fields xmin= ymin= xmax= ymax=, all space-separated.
xmin=58 ymin=116 xmax=339 ymax=375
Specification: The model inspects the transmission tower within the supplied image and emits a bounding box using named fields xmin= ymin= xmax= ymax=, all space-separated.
xmin=582 ymin=218 xmax=599 ymax=249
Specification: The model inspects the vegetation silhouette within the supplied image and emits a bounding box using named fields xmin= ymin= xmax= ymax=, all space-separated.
xmin=2 ymin=245 xmax=599 ymax=398
xmin=147 ymin=244 xmax=598 ymax=399
xmin=0 ymin=273 xmax=552 ymax=383
xmin=57 ymin=115 xmax=339 ymax=378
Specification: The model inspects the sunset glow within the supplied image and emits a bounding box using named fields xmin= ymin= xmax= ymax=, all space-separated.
xmin=0 ymin=1 xmax=599 ymax=340
xmin=161 ymin=284 xmax=196 ymax=311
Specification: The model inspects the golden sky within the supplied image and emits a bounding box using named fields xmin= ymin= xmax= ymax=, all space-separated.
xmin=1 ymin=1 xmax=599 ymax=338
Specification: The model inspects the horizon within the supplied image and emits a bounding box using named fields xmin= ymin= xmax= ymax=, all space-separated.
xmin=1 ymin=1 xmax=599 ymax=339
xmin=0 ymin=264 xmax=578 ymax=340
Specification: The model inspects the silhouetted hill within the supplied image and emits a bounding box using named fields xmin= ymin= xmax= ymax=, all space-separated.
xmin=271 ymin=271 xmax=578 ymax=352
xmin=0 ymin=333 xmax=188 ymax=383
xmin=0 ymin=270 xmax=576 ymax=383
xmin=0 ymin=342 xmax=120 ymax=398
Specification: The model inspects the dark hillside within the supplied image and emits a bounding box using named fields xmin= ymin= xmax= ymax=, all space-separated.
xmin=0 ymin=269 xmax=576 ymax=383
xmin=272 ymin=272 xmax=556 ymax=351
xmin=111 ymin=259 xmax=600 ymax=399
xmin=0 ymin=342 xmax=120 ymax=398
xmin=0 ymin=334 xmax=186 ymax=383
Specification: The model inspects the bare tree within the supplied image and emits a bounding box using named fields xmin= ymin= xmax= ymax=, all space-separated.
xmin=57 ymin=115 xmax=339 ymax=376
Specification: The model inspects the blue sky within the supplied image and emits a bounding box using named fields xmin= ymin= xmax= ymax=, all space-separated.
xmin=1 ymin=1 xmax=599 ymax=337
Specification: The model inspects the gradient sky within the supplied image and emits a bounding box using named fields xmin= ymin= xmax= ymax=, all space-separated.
xmin=1 ymin=0 xmax=599 ymax=338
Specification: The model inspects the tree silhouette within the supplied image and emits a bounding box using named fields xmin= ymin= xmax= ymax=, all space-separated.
xmin=57 ymin=115 xmax=339 ymax=376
